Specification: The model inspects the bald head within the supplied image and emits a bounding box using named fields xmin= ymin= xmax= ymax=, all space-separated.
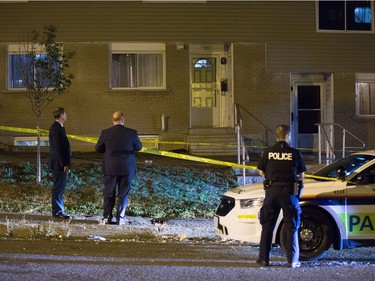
xmin=112 ymin=111 xmax=124 ymax=125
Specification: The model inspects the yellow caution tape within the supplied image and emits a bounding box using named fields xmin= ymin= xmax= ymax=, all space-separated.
xmin=0 ymin=125 xmax=354 ymax=154
xmin=140 ymin=147 xmax=257 ymax=170
xmin=305 ymin=174 xmax=337 ymax=181
xmin=67 ymin=134 xmax=98 ymax=144
xmin=0 ymin=125 xmax=354 ymax=180
xmin=0 ymin=125 xmax=39 ymax=134
xmin=0 ymin=125 xmax=257 ymax=170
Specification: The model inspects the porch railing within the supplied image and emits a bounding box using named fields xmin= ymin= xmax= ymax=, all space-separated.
xmin=234 ymin=103 xmax=275 ymax=185
xmin=234 ymin=103 xmax=247 ymax=185
xmin=317 ymin=123 xmax=365 ymax=164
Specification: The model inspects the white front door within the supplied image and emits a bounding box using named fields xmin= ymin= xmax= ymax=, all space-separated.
xmin=190 ymin=44 xmax=233 ymax=128
xmin=191 ymin=57 xmax=218 ymax=127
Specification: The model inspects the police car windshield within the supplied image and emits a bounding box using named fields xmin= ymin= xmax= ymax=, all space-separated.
xmin=313 ymin=154 xmax=375 ymax=179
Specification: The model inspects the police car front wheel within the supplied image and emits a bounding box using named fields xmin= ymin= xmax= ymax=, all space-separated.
xmin=280 ymin=208 xmax=333 ymax=261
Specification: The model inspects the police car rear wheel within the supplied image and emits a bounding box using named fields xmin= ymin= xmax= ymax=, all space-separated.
xmin=280 ymin=208 xmax=333 ymax=261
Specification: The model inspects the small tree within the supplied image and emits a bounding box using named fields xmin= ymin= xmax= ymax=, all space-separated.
xmin=17 ymin=25 xmax=75 ymax=183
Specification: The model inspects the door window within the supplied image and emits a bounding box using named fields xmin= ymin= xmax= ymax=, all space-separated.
xmin=298 ymin=85 xmax=321 ymax=134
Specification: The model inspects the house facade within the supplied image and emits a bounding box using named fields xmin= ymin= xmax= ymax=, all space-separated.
xmin=1 ymin=0 xmax=375 ymax=157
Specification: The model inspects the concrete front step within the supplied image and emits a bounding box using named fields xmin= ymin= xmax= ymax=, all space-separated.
xmin=190 ymin=150 xmax=239 ymax=156
xmin=189 ymin=127 xmax=235 ymax=135
xmin=189 ymin=141 xmax=239 ymax=156
xmin=188 ymin=128 xmax=239 ymax=156
xmin=188 ymin=135 xmax=237 ymax=142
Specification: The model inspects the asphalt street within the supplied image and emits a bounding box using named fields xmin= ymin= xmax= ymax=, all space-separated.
xmin=0 ymin=238 xmax=374 ymax=281
xmin=0 ymin=213 xmax=375 ymax=280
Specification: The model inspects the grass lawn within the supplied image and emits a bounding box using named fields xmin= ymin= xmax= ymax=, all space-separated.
xmin=0 ymin=149 xmax=239 ymax=218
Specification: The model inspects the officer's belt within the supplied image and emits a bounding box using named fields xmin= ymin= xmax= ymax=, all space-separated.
xmin=268 ymin=181 xmax=295 ymax=186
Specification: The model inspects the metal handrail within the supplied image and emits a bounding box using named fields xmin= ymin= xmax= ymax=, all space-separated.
xmin=234 ymin=103 xmax=247 ymax=185
xmin=234 ymin=103 xmax=275 ymax=185
xmin=317 ymin=123 xmax=365 ymax=164
xmin=235 ymin=103 xmax=273 ymax=146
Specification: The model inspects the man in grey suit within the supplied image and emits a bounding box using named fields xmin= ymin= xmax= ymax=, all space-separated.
xmin=49 ymin=107 xmax=72 ymax=219
xmin=95 ymin=111 xmax=142 ymax=225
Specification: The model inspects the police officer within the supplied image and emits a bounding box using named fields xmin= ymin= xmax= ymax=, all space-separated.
xmin=256 ymin=125 xmax=306 ymax=268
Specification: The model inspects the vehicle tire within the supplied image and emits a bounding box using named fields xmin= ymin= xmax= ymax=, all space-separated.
xmin=280 ymin=208 xmax=333 ymax=261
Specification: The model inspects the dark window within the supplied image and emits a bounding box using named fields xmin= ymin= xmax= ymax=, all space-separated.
xmin=319 ymin=1 xmax=345 ymax=30
xmin=8 ymin=53 xmax=59 ymax=89
xmin=347 ymin=1 xmax=372 ymax=30
xmin=298 ymin=111 xmax=321 ymax=134
xmin=318 ymin=0 xmax=372 ymax=32
xmin=298 ymin=85 xmax=321 ymax=134
xmin=298 ymin=86 xmax=321 ymax=109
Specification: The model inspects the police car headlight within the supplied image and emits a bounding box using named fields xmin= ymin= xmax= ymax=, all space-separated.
xmin=240 ymin=198 xmax=264 ymax=208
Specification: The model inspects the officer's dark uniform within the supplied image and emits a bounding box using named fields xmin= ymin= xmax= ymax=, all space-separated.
xmin=257 ymin=140 xmax=306 ymax=265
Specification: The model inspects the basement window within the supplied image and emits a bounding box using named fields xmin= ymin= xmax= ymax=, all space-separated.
xmin=13 ymin=136 xmax=49 ymax=147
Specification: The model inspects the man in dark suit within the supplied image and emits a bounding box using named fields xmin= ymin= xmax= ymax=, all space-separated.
xmin=49 ymin=107 xmax=72 ymax=219
xmin=95 ymin=111 xmax=142 ymax=225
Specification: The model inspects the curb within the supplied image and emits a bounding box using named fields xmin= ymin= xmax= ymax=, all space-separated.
xmin=0 ymin=213 xmax=216 ymax=241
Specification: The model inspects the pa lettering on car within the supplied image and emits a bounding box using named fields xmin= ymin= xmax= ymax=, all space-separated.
xmin=348 ymin=213 xmax=375 ymax=234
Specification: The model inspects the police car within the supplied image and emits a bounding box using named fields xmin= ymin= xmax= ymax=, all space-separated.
xmin=214 ymin=151 xmax=375 ymax=261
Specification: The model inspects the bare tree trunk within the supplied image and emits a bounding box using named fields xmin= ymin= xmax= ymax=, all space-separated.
xmin=37 ymin=133 xmax=41 ymax=184
xmin=36 ymin=121 xmax=41 ymax=184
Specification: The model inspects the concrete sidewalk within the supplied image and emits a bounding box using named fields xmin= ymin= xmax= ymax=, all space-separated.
xmin=0 ymin=213 xmax=216 ymax=241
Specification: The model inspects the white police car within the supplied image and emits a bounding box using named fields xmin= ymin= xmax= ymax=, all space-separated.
xmin=214 ymin=151 xmax=375 ymax=261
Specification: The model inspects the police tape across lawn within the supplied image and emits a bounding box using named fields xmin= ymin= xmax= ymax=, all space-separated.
xmin=0 ymin=125 xmax=256 ymax=170
xmin=0 ymin=125 xmax=335 ymax=181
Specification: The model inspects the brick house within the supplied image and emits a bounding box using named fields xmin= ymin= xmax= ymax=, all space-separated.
xmin=1 ymin=0 xmax=375 ymax=158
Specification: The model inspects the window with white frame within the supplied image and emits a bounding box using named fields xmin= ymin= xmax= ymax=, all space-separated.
xmin=356 ymin=73 xmax=375 ymax=117
xmin=317 ymin=0 xmax=373 ymax=32
xmin=110 ymin=43 xmax=166 ymax=89
xmin=7 ymin=44 xmax=59 ymax=89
